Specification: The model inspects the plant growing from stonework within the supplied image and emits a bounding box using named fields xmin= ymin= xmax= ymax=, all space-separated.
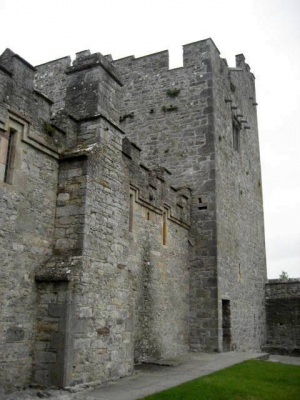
xmin=230 ymin=82 xmax=236 ymax=93
xmin=166 ymin=88 xmax=181 ymax=98
xmin=42 ymin=121 xmax=56 ymax=136
xmin=119 ymin=112 xmax=134 ymax=123
xmin=279 ymin=270 xmax=289 ymax=280
xmin=79 ymin=142 xmax=88 ymax=150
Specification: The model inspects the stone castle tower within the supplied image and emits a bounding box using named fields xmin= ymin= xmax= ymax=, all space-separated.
xmin=0 ymin=38 xmax=267 ymax=390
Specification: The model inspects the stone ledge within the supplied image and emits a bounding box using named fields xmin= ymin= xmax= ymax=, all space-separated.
xmin=262 ymin=345 xmax=300 ymax=357
xmin=0 ymin=63 xmax=13 ymax=77
xmin=266 ymin=278 xmax=300 ymax=284
xmin=35 ymin=257 xmax=83 ymax=282
xmin=34 ymin=89 xmax=54 ymax=105
xmin=66 ymin=52 xmax=123 ymax=87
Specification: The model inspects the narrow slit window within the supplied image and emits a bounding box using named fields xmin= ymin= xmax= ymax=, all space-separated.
xmin=238 ymin=263 xmax=242 ymax=283
xmin=222 ymin=300 xmax=231 ymax=352
xmin=162 ymin=209 xmax=167 ymax=246
xmin=232 ymin=119 xmax=240 ymax=152
xmin=129 ymin=193 xmax=134 ymax=232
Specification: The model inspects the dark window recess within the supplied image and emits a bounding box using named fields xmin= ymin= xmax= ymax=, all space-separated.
xmin=4 ymin=129 xmax=16 ymax=184
xmin=232 ymin=118 xmax=241 ymax=152
xmin=163 ymin=210 xmax=167 ymax=245
xmin=222 ymin=300 xmax=232 ymax=352
xmin=198 ymin=197 xmax=207 ymax=210
xmin=129 ymin=193 xmax=134 ymax=232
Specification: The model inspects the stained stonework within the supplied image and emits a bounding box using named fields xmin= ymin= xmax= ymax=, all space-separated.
xmin=0 ymin=39 xmax=268 ymax=391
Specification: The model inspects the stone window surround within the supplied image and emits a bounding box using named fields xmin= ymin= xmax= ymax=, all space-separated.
xmin=0 ymin=115 xmax=24 ymax=185
xmin=129 ymin=188 xmax=135 ymax=232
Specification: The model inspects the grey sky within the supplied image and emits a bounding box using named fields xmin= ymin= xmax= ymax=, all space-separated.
xmin=1 ymin=0 xmax=299 ymax=278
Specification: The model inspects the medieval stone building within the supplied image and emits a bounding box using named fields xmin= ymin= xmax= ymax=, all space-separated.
xmin=0 ymin=38 xmax=268 ymax=390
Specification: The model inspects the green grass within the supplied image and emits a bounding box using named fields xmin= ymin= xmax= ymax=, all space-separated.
xmin=140 ymin=360 xmax=300 ymax=400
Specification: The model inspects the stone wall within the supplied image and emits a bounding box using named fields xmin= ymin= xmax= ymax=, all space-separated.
xmin=0 ymin=50 xmax=62 ymax=390
xmin=264 ymin=279 xmax=300 ymax=355
xmin=123 ymin=141 xmax=190 ymax=362
xmin=212 ymin=51 xmax=267 ymax=351
xmin=0 ymin=47 xmax=191 ymax=389
xmin=32 ymin=126 xmax=190 ymax=387
xmin=0 ymin=39 xmax=268 ymax=391
xmin=113 ymin=38 xmax=267 ymax=352
xmin=114 ymin=39 xmax=219 ymax=352
xmin=34 ymin=56 xmax=71 ymax=114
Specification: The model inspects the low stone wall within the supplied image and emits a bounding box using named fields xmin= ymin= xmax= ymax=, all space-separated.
xmin=264 ymin=279 xmax=300 ymax=356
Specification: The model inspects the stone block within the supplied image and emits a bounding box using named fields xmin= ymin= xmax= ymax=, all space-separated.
xmin=6 ymin=327 xmax=25 ymax=342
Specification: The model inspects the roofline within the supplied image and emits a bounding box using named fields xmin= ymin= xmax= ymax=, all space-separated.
xmin=183 ymin=38 xmax=221 ymax=55
xmin=13 ymin=54 xmax=36 ymax=71
xmin=35 ymin=56 xmax=71 ymax=68
xmin=0 ymin=63 xmax=13 ymax=77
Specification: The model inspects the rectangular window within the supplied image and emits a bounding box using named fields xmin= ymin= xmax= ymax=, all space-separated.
xmin=0 ymin=128 xmax=16 ymax=184
xmin=222 ymin=299 xmax=231 ymax=352
xmin=129 ymin=192 xmax=134 ymax=232
xmin=162 ymin=209 xmax=168 ymax=246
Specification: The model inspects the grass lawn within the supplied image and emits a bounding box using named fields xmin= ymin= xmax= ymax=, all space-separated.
xmin=140 ymin=360 xmax=300 ymax=400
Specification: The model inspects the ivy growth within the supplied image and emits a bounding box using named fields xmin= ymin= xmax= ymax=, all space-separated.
xmin=166 ymin=88 xmax=181 ymax=98
xmin=43 ymin=121 xmax=56 ymax=136
xmin=79 ymin=142 xmax=88 ymax=150
xmin=230 ymin=82 xmax=236 ymax=93
xmin=119 ymin=112 xmax=134 ymax=123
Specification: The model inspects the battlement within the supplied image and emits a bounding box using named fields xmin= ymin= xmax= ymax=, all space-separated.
xmin=112 ymin=38 xmax=253 ymax=75
xmin=67 ymin=50 xmax=123 ymax=86
xmin=30 ymin=41 xmax=255 ymax=136
xmin=0 ymin=48 xmax=36 ymax=73
xmin=32 ymin=39 xmax=253 ymax=81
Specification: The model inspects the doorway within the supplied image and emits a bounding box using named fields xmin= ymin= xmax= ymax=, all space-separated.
xmin=222 ymin=300 xmax=231 ymax=352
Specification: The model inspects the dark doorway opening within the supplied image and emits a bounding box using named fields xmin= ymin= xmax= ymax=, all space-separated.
xmin=222 ymin=299 xmax=231 ymax=352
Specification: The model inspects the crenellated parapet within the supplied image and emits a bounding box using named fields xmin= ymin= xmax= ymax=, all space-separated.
xmin=68 ymin=50 xmax=123 ymax=86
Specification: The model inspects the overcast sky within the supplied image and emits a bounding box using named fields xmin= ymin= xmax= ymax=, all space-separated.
xmin=1 ymin=0 xmax=299 ymax=279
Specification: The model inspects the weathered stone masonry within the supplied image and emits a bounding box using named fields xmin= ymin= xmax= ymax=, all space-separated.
xmin=263 ymin=279 xmax=300 ymax=356
xmin=113 ymin=39 xmax=267 ymax=352
xmin=0 ymin=38 xmax=270 ymax=391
